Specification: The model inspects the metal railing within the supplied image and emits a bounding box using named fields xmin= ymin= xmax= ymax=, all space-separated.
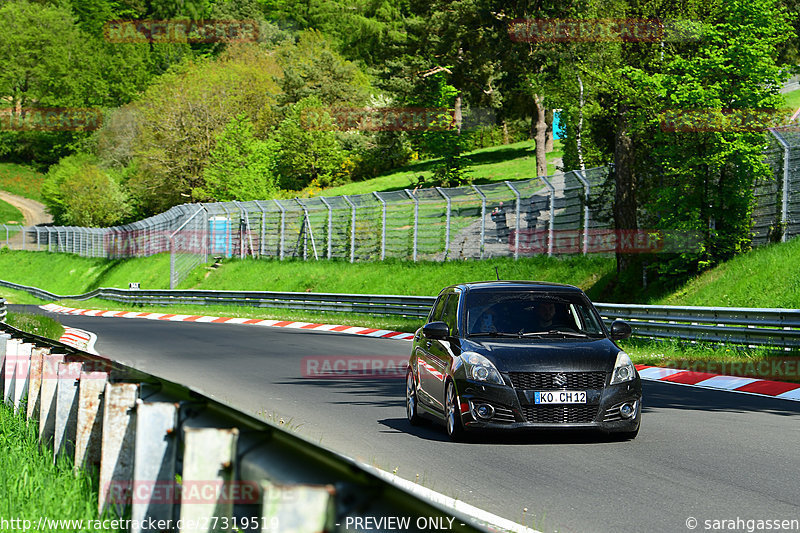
xmin=0 ymin=322 xmax=504 ymax=533
xmin=3 ymin=279 xmax=800 ymax=349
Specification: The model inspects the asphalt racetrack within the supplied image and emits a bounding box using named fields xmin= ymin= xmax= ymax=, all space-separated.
xmin=16 ymin=305 xmax=800 ymax=533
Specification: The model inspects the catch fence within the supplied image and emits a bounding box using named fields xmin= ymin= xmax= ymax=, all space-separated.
xmin=3 ymin=127 xmax=800 ymax=287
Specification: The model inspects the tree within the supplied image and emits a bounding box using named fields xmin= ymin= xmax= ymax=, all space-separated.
xmin=194 ymin=114 xmax=280 ymax=202
xmin=275 ymin=30 xmax=372 ymax=108
xmin=42 ymin=154 xmax=131 ymax=227
xmin=125 ymin=43 xmax=283 ymax=215
xmin=275 ymin=97 xmax=349 ymax=190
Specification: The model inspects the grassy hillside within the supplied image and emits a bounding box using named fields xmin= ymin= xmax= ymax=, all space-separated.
xmin=0 ymin=249 xmax=614 ymax=299
xmin=0 ymin=198 xmax=23 ymax=224
xmin=657 ymin=238 xmax=800 ymax=308
xmin=0 ymin=163 xmax=46 ymax=202
xmin=322 ymin=140 xmax=563 ymax=197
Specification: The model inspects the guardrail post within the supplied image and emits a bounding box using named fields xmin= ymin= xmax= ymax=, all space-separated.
xmin=21 ymin=225 xmax=26 ymax=251
xmin=55 ymin=361 xmax=82 ymax=460
xmin=436 ymin=187 xmax=452 ymax=259
xmin=3 ymin=224 xmax=8 ymax=248
xmin=471 ymin=185 xmax=487 ymax=259
xmin=39 ymin=352 xmax=65 ymax=446
xmin=574 ymin=170 xmax=591 ymax=254
xmin=131 ymin=401 xmax=178 ymax=530
xmin=505 ymin=181 xmax=522 ymax=260
xmin=540 ymin=176 xmax=556 ymax=256
xmin=274 ymin=200 xmax=285 ymax=260
xmin=319 ymin=196 xmax=333 ymax=259
xmin=26 ymin=347 xmax=46 ymax=421
xmin=75 ymin=370 xmax=108 ymax=470
xmin=405 ymin=189 xmax=419 ymax=262
xmin=99 ymin=382 xmax=139 ymax=516
xmin=343 ymin=195 xmax=357 ymax=263
xmin=373 ymin=192 xmax=387 ymax=260
xmin=179 ymin=427 xmax=239 ymax=532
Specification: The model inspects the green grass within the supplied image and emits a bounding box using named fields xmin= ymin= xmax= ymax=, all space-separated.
xmin=0 ymin=162 xmax=46 ymax=202
xmin=784 ymin=88 xmax=800 ymax=114
xmin=322 ymin=140 xmax=564 ymax=197
xmin=655 ymin=238 xmax=800 ymax=308
xmin=0 ymin=249 xmax=614 ymax=298
xmin=0 ymin=198 xmax=24 ymax=224
xmin=0 ymin=404 xmax=121 ymax=531
xmin=4 ymin=312 xmax=64 ymax=339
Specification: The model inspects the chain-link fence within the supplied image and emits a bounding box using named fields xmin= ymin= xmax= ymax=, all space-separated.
xmin=4 ymin=138 xmax=800 ymax=288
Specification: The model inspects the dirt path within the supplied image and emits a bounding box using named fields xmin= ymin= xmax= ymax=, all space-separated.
xmin=0 ymin=191 xmax=52 ymax=226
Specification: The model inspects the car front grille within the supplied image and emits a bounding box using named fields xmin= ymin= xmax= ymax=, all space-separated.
xmin=509 ymin=371 xmax=607 ymax=390
xmin=522 ymin=405 xmax=598 ymax=424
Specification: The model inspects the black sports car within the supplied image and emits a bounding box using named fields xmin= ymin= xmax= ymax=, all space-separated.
xmin=406 ymin=281 xmax=641 ymax=441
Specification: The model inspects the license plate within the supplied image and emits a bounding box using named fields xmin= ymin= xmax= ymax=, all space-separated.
xmin=534 ymin=391 xmax=587 ymax=404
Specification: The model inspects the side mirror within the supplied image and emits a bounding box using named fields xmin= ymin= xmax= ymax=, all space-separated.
xmin=609 ymin=320 xmax=632 ymax=341
xmin=422 ymin=321 xmax=449 ymax=340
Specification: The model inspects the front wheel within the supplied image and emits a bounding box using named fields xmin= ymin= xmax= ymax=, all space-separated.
xmin=406 ymin=371 xmax=422 ymax=426
xmin=445 ymin=381 xmax=466 ymax=441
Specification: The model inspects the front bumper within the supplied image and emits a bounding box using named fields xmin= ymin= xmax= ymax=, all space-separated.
xmin=457 ymin=376 xmax=642 ymax=433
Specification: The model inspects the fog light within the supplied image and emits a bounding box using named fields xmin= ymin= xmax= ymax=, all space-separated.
xmin=619 ymin=403 xmax=634 ymax=418
xmin=474 ymin=403 xmax=495 ymax=420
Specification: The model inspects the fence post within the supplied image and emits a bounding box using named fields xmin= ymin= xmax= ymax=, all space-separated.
xmin=436 ymin=187 xmax=451 ymax=259
xmin=405 ymin=189 xmax=419 ymax=262
xmin=256 ymin=201 xmax=267 ymax=259
xmin=274 ymin=200 xmax=285 ymax=260
xmin=540 ymin=176 xmax=556 ymax=256
xmin=574 ymin=170 xmax=591 ymax=255
xmin=319 ymin=196 xmax=333 ymax=260
xmin=771 ymin=129 xmax=790 ymax=242
xmin=342 ymin=195 xmax=356 ymax=263
xmin=471 ymin=185 xmax=487 ymax=259
xmin=373 ymin=192 xmax=387 ymax=261
xmin=505 ymin=182 xmax=522 ymax=260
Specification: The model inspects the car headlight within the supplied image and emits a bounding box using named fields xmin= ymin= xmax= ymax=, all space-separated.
xmin=610 ymin=351 xmax=636 ymax=385
xmin=461 ymin=352 xmax=504 ymax=385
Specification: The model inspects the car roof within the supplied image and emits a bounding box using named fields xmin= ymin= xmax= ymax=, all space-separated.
xmin=444 ymin=280 xmax=585 ymax=293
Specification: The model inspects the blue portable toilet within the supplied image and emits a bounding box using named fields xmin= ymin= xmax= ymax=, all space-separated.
xmin=209 ymin=216 xmax=232 ymax=257
xmin=552 ymin=109 xmax=565 ymax=140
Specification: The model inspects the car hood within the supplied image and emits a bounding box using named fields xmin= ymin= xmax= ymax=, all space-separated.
xmin=460 ymin=337 xmax=621 ymax=373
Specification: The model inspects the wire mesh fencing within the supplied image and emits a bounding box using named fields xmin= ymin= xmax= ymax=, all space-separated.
xmin=3 ymin=139 xmax=800 ymax=288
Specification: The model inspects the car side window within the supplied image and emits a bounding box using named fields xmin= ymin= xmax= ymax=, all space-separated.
xmin=429 ymin=293 xmax=448 ymax=322
xmin=442 ymin=292 xmax=460 ymax=337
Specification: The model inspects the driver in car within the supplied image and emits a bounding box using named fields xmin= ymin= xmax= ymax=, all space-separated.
xmin=534 ymin=301 xmax=557 ymax=329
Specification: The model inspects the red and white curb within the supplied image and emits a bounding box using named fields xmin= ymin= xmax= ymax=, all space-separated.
xmin=40 ymin=303 xmax=416 ymax=342
xmin=635 ymin=365 xmax=800 ymax=401
xmin=59 ymin=326 xmax=99 ymax=355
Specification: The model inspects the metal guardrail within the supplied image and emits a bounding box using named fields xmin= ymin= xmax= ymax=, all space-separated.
xmin=0 ymin=322 xmax=500 ymax=533
xmin=3 ymin=279 xmax=800 ymax=348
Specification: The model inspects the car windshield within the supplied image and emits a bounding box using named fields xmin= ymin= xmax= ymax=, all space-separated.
xmin=465 ymin=290 xmax=605 ymax=337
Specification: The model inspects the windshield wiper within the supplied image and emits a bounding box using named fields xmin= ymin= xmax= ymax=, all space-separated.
xmin=520 ymin=330 xmax=592 ymax=338
xmin=468 ymin=331 xmax=521 ymax=338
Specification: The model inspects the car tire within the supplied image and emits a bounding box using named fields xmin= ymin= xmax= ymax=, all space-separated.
xmin=406 ymin=370 xmax=423 ymax=426
xmin=445 ymin=381 xmax=466 ymax=441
